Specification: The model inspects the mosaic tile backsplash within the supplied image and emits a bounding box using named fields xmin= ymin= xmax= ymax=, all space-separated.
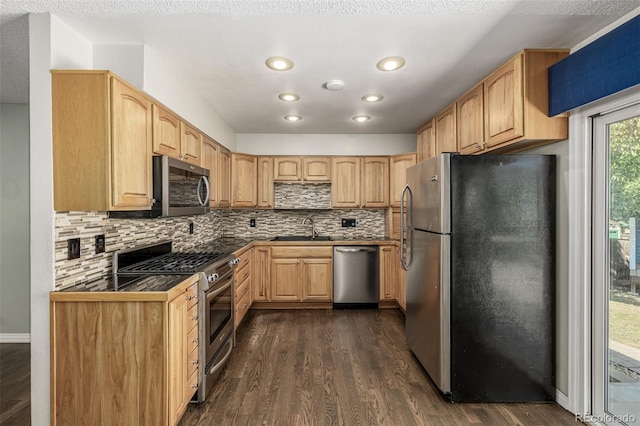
xmin=55 ymin=187 xmax=385 ymax=288
xmin=274 ymin=183 xmax=332 ymax=209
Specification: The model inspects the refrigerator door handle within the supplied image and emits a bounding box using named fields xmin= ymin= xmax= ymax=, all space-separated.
xmin=400 ymin=184 xmax=413 ymax=271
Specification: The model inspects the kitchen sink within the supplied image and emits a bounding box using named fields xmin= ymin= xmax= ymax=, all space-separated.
xmin=270 ymin=235 xmax=333 ymax=241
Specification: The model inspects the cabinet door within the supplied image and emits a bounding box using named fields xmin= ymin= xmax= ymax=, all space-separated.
xmin=302 ymin=258 xmax=333 ymax=301
xmin=270 ymin=259 xmax=301 ymax=301
xmin=231 ymin=153 xmax=257 ymax=207
xmin=180 ymin=122 xmax=202 ymax=166
xmin=362 ymin=157 xmax=389 ymax=208
xmin=274 ymin=157 xmax=302 ymax=181
xmin=390 ymin=153 xmax=416 ymax=207
xmin=484 ymin=53 xmax=524 ymax=147
xmin=152 ymin=104 xmax=181 ymax=158
xmin=331 ymin=157 xmax=361 ymax=208
xmin=457 ymin=84 xmax=485 ymax=154
xmin=202 ymin=137 xmax=219 ymax=208
xmin=253 ymin=247 xmax=271 ymax=301
xmin=417 ymin=119 xmax=435 ymax=162
xmin=110 ymin=77 xmax=153 ymax=208
xmin=257 ymin=157 xmax=274 ymax=208
xmin=168 ymin=291 xmax=189 ymax=426
xmin=218 ymin=147 xmax=231 ymax=208
xmin=379 ymin=245 xmax=396 ymax=301
xmin=435 ymin=103 xmax=457 ymax=155
xmin=303 ymin=157 xmax=331 ymax=181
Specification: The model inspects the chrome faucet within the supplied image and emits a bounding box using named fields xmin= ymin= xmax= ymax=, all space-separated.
xmin=302 ymin=217 xmax=319 ymax=239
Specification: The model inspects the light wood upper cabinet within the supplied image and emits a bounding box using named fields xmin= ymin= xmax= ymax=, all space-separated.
xmin=331 ymin=157 xmax=361 ymax=208
xmin=52 ymin=71 xmax=153 ymax=211
xmin=484 ymin=49 xmax=569 ymax=151
xmin=457 ymin=84 xmax=485 ymax=154
xmin=180 ymin=122 xmax=202 ymax=166
xmin=417 ymin=119 xmax=435 ymax=162
xmin=202 ymin=136 xmax=219 ymax=208
xmin=218 ymin=147 xmax=231 ymax=208
xmin=435 ymin=103 xmax=457 ymax=155
xmin=303 ymin=157 xmax=331 ymax=181
xmin=257 ymin=156 xmax=274 ymax=208
xmin=231 ymin=153 xmax=258 ymax=207
xmin=274 ymin=156 xmax=331 ymax=182
xmin=152 ymin=104 xmax=181 ymax=158
xmin=389 ymin=153 xmax=416 ymax=207
xmin=362 ymin=157 xmax=390 ymax=208
xmin=485 ymin=55 xmax=523 ymax=147
xmin=274 ymin=157 xmax=302 ymax=181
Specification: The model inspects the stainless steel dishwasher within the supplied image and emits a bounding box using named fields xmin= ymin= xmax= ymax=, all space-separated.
xmin=333 ymin=246 xmax=379 ymax=308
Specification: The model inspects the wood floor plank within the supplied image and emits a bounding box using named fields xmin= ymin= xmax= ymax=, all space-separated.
xmin=180 ymin=309 xmax=580 ymax=426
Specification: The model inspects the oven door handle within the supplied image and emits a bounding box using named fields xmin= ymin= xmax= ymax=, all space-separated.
xmin=209 ymin=338 xmax=233 ymax=375
xmin=206 ymin=280 xmax=232 ymax=300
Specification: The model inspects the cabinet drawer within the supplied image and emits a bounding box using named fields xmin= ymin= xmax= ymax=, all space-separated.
xmin=187 ymin=323 xmax=199 ymax=355
xmin=187 ymin=345 xmax=199 ymax=378
xmin=235 ymin=288 xmax=251 ymax=327
xmin=187 ymin=303 xmax=199 ymax=329
xmin=236 ymin=249 xmax=251 ymax=271
xmin=234 ymin=264 xmax=251 ymax=289
xmin=235 ymin=273 xmax=250 ymax=301
xmin=186 ymin=282 xmax=199 ymax=309
xmin=270 ymin=246 xmax=332 ymax=258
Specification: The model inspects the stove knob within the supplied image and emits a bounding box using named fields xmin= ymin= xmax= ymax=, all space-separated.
xmin=208 ymin=273 xmax=219 ymax=282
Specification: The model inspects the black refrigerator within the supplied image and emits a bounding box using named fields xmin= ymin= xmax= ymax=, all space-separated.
xmin=401 ymin=153 xmax=556 ymax=402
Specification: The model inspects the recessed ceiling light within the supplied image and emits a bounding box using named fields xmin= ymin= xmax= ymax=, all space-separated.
xmin=362 ymin=94 xmax=383 ymax=102
xmin=266 ymin=56 xmax=294 ymax=71
xmin=278 ymin=93 xmax=299 ymax=102
xmin=352 ymin=115 xmax=371 ymax=122
xmin=284 ymin=115 xmax=302 ymax=122
xmin=323 ymin=80 xmax=345 ymax=91
xmin=376 ymin=56 xmax=406 ymax=71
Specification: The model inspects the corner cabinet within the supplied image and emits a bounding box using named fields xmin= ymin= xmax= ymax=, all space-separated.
xmin=52 ymin=70 xmax=153 ymax=211
xmin=50 ymin=274 xmax=200 ymax=426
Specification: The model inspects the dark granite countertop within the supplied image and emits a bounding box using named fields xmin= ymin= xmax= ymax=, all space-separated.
xmin=58 ymin=274 xmax=193 ymax=293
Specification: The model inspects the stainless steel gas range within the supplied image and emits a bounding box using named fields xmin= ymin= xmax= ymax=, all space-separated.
xmin=114 ymin=241 xmax=239 ymax=403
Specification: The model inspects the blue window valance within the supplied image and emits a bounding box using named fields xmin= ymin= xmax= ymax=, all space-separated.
xmin=548 ymin=14 xmax=640 ymax=116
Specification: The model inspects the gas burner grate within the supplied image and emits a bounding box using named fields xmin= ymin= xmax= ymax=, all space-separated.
xmin=118 ymin=252 xmax=225 ymax=274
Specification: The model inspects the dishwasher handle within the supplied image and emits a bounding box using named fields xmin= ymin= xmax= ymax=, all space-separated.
xmin=334 ymin=247 xmax=378 ymax=253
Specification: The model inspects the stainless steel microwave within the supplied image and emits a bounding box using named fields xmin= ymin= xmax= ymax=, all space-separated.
xmin=109 ymin=156 xmax=210 ymax=218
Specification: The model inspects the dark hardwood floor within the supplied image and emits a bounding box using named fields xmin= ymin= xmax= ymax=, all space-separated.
xmin=0 ymin=343 xmax=30 ymax=425
xmin=180 ymin=309 xmax=579 ymax=426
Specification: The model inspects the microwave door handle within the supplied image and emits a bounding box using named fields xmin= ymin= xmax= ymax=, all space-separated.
xmin=197 ymin=176 xmax=209 ymax=207
xmin=203 ymin=176 xmax=211 ymax=207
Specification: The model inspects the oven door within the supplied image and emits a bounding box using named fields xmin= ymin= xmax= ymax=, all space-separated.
xmin=204 ymin=275 xmax=233 ymax=364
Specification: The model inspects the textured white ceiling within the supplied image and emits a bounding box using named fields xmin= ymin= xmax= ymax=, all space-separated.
xmin=2 ymin=0 xmax=640 ymax=133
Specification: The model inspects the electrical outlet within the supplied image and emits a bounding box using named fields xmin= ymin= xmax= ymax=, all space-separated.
xmin=341 ymin=218 xmax=357 ymax=227
xmin=189 ymin=222 xmax=195 ymax=234
xmin=68 ymin=238 xmax=81 ymax=260
xmin=250 ymin=218 xmax=256 ymax=227
xmin=95 ymin=234 xmax=105 ymax=254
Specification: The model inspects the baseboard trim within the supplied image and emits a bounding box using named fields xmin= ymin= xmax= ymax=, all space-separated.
xmin=556 ymin=389 xmax=570 ymax=411
xmin=0 ymin=333 xmax=31 ymax=343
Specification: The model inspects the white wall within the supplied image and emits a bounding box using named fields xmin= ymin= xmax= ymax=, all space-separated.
xmin=93 ymin=44 xmax=145 ymax=89
xmin=237 ymin=133 xmax=416 ymax=155
xmin=0 ymin=104 xmax=30 ymax=339
xmin=143 ymin=47 xmax=237 ymax=150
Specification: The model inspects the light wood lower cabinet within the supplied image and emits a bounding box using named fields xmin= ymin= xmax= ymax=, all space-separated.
xmin=50 ymin=275 xmax=200 ymax=426
xmin=395 ymin=245 xmax=406 ymax=311
xmin=263 ymin=246 xmax=333 ymax=302
xmin=234 ymin=247 xmax=253 ymax=327
xmin=379 ymin=245 xmax=397 ymax=301
xmin=253 ymin=247 xmax=271 ymax=301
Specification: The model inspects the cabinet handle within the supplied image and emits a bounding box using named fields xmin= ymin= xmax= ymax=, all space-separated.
xmin=192 ymin=359 xmax=199 ymax=366
xmin=192 ymin=315 xmax=198 ymax=321
xmin=193 ymin=294 xmax=198 ymax=300
xmin=191 ymin=383 xmax=199 ymax=389
xmin=185 ymin=295 xmax=191 ymax=301
xmin=192 ymin=338 xmax=199 ymax=344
